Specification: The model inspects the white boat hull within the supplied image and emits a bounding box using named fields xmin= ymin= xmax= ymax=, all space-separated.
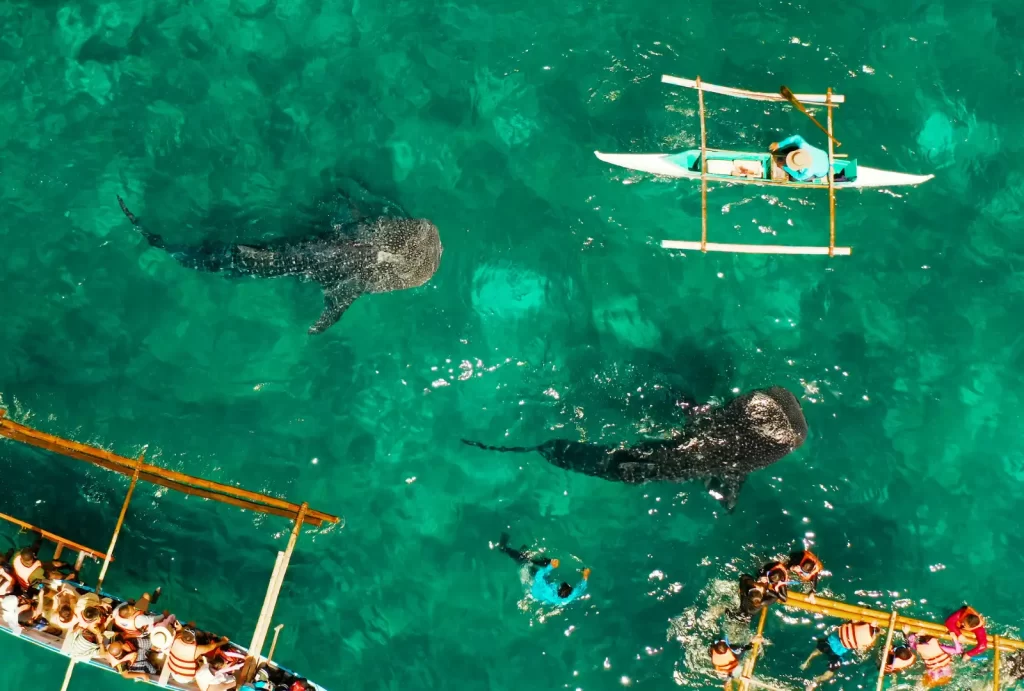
xmin=594 ymin=151 xmax=934 ymax=189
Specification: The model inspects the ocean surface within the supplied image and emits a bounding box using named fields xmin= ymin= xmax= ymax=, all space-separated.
xmin=1 ymin=0 xmax=1022 ymax=689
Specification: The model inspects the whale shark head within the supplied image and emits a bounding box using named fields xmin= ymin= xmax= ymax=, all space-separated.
xmin=358 ymin=217 xmax=443 ymax=294
xmin=710 ymin=386 xmax=808 ymax=471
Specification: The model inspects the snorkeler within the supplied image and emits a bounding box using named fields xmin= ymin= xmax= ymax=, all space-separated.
xmin=758 ymin=561 xmax=789 ymax=602
xmin=801 ymin=621 xmax=879 ymax=687
xmin=734 ymin=574 xmax=777 ymax=620
xmin=907 ymin=633 xmax=958 ymax=688
xmin=496 ymin=533 xmax=590 ymax=607
xmin=787 ymin=550 xmax=824 ymax=592
xmin=710 ymin=637 xmax=756 ymax=691
xmin=945 ymin=605 xmax=987 ymax=660
xmin=883 ymin=633 xmax=917 ymax=675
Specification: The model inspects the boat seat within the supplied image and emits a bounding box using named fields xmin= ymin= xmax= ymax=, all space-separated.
xmin=706 ymin=158 xmax=764 ymax=178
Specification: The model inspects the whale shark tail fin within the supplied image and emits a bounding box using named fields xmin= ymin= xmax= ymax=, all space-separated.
xmin=117 ymin=195 xmax=168 ymax=249
xmin=461 ymin=439 xmax=539 ymax=453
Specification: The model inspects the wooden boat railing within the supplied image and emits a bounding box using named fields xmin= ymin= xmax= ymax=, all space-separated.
xmin=0 ymin=408 xmax=340 ymax=690
xmin=660 ymin=74 xmax=851 ymax=257
xmin=737 ymin=590 xmax=1019 ymax=691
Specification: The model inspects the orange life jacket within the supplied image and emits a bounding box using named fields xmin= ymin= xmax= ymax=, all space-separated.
xmin=762 ymin=562 xmax=788 ymax=585
xmin=167 ymin=637 xmax=199 ymax=680
xmin=11 ymin=553 xmax=41 ymax=589
xmin=885 ymin=648 xmax=916 ymax=673
xmin=710 ymin=647 xmax=740 ymax=675
xmin=838 ymin=622 xmax=877 ymax=650
xmin=790 ymin=551 xmax=823 ymax=582
xmin=917 ymin=637 xmax=952 ymax=671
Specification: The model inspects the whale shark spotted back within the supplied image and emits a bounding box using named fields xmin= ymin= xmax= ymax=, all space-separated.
xmin=117 ymin=193 xmax=442 ymax=334
xmin=464 ymin=386 xmax=807 ymax=510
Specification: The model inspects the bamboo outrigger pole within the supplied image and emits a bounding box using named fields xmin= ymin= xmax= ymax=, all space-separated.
xmin=826 ymin=87 xmax=837 ymax=257
xmin=697 ymin=75 xmax=708 ymax=252
xmin=994 ymin=636 xmax=1002 ymax=691
xmin=738 ymin=607 xmax=769 ymax=691
xmin=96 ymin=456 xmax=143 ymax=591
xmin=0 ymin=410 xmax=338 ymax=527
xmin=240 ymin=503 xmax=309 ymax=682
xmin=875 ymin=609 xmax=899 ymax=691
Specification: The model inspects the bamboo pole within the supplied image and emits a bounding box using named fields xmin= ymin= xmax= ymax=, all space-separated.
xmin=697 ymin=75 xmax=708 ymax=252
xmin=876 ymin=609 xmax=899 ymax=691
xmin=267 ymin=624 xmax=285 ymax=665
xmin=826 ymin=87 xmax=836 ymax=257
xmin=994 ymin=636 xmax=1001 ymax=691
xmin=0 ymin=512 xmax=109 ymax=561
xmin=58 ymin=660 xmax=75 ymax=691
xmin=739 ymin=607 xmax=770 ymax=691
xmin=0 ymin=411 xmax=337 ymax=527
xmin=241 ymin=503 xmax=308 ymax=681
xmin=661 ymin=240 xmax=852 ymax=256
xmin=96 ymin=458 xmax=142 ymax=591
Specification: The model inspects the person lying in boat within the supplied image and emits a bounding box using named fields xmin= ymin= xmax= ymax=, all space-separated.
xmin=496 ymin=533 xmax=591 ymax=607
xmin=801 ymin=620 xmax=879 ymax=688
xmin=112 ymin=587 xmax=163 ymax=638
xmin=769 ymin=135 xmax=830 ymax=182
xmin=102 ymin=634 xmax=160 ymax=681
xmin=944 ymin=605 xmax=987 ymax=660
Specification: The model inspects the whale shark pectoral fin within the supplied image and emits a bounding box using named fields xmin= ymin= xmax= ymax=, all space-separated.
xmin=705 ymin=474 xmax=747 ymax=512
xmin=308 ymin=284 xmax=359 ymax=335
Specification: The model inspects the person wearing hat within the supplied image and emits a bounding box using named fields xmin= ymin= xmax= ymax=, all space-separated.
xmin=769 ymin=135 xmax=831 ymax=182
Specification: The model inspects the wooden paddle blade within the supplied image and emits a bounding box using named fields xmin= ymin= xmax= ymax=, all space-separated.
xmin=779 ymin=85 xmax=841 ymax=148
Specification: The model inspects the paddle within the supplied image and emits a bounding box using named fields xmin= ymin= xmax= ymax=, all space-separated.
xmin=780 ymin=86 xmax=841 ymax=148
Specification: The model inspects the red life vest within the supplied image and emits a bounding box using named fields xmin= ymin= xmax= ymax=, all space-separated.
xmin=11 ymin=553 xmax=41 ymax=589
xmin=167 ymin=636 xmax=199 ymax=680
xmin=710 ymin=646 xmax=740 ymax=675
xmin=838 ymin=622 xmax=877 ymax=650
xmin=917 ymin=637 xmax=952 ymax=671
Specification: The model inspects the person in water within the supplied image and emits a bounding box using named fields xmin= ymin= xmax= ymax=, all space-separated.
xmin=907 ymin=633 xmax=958 ymax=688
xmin=801 ymin=621 xmax=879 ymax=687
xmin=709 ymin=637 xmax=756 ymax=690
xmin=787 ymin=550 xmax=824 ymax=593
xmin=769 ymin=135 xmax=830 ymax=182
xmin=758 ymin=561 xmax=789 ymax=602
xmin=734 ymin=574 xmax=778 ymax=620
xmin=945 ymin=605 xmax=987 ymax=660
xmin=883 ymin=634 xmax=917 ymax=676
xmin=496 ymin=533 xmax=590 ymax=607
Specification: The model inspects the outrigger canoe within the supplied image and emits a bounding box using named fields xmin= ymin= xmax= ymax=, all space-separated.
xmin=599 ymin=74 xmax=936 ymax=256
xmin=594 ymin=149 xmax=935 ymax=189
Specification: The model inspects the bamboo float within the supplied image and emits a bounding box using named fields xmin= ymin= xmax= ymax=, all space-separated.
xmin=875 ymin=609 xmax=899 ymax=691
xmin=58 ymin=660 xmax=75 ymax=691
xmin=994 ymin=636 xmax=1001 ymax=690
xmin=739 ymin=607 xmax=770 ymax=691
xmin=697 ymin=75 xmax=708 ymax=252
xmin=661 ymin=241 xmax=852 ymax=256
xmin=784 ymin=592 xmax=1024 ymax=652
xmin=241 ymin=503 xmax=309 ymax=682
xmin=0 ymin=410 xmax=338 ymax=527
xmin=826 ymin=88 xmax=837 ymax=257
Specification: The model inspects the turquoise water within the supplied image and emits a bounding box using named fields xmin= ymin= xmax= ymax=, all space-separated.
xmin=1 ymin=0 xmax=1022 ymax=689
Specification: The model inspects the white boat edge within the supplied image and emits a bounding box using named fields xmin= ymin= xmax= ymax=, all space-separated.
xmin=593 ymin=151 xmax=935 ymax=188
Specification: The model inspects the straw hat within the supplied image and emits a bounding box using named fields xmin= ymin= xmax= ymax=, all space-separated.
xmin=786 ymin=148 xmax=812 ymax=169
xmin=150 ymin=624 xmax=174 ymax=652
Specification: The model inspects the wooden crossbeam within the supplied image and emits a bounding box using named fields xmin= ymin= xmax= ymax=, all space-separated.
xmin=0 ymin=410 xmax=338 ymax=528
xmin=661 ymin=75 xmax=846 ymax=104
xmin=662 ymin=240 xmax=852 ymax=256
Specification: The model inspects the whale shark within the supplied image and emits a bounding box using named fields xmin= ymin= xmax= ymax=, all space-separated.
xmin=463 ymin=386 xmax=807 ymax=510
xmin=116 ymin=189 xmax=442 ymax=334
